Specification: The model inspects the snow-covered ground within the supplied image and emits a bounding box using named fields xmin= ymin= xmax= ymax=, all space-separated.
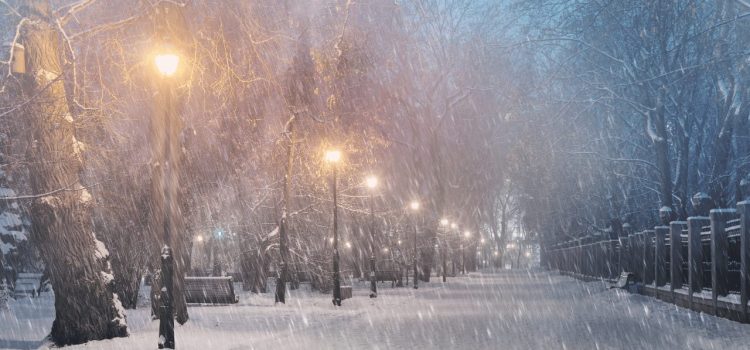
xmin=3 ymin=270 xmax=750 ymax=349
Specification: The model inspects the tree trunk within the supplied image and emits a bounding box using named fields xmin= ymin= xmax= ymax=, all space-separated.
xmin=112 ymin=258 xmax=143 ymax=309
xmin=650 ymin=92 xmax=674 ymax=213
xmin=17 ymin=1 xmax=127 ymax=344
xmin=674 ymin=127 xmax=690 ymax=219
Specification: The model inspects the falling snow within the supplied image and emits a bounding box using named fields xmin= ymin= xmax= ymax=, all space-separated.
xmin=2 ymin=0 xmax=750 ymax=349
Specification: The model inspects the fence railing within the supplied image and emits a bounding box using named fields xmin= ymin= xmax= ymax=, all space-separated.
xmin=543 ymin=201 xmax=750 ymax=321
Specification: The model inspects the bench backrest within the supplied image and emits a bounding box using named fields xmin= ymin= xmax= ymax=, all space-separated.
xmin=184 ymin=277 xmax=237 ymax=304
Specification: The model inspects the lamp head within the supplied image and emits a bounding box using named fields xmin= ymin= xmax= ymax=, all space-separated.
xmin=366 ymin=175 xmax=378 ymax=189
xmin=409 ymin=201 xmax=420 ymax=211
xmin=155 ymin=53 xmax=179 ymax=76
xmin=324 ymin=149 xmax=342 ymax=163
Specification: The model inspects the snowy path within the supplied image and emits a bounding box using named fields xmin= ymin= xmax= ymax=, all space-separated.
xmin=3 ymin=270 xmax=750 ymax=349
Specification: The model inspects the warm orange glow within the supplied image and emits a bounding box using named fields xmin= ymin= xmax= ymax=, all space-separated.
xmin=409 ymin=201 xmax=420 ymax=211
xmin=366 ymin=175 xmax=378 ymax=189
xmin=324 ymin=149 xmax=342 ymax=163
xmin=155 ymin=53 xmax=179 ymax=76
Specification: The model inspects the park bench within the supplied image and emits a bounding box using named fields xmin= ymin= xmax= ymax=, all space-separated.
xmin=373 ymin=270 xmax=401 ymax=287
xmin=374 ymin=259 xmax=403 ymax=287
xmin=611 ymin=272 xmax=636 ymax=292
xmin=184 ymin=276 xmax=238 ymax=304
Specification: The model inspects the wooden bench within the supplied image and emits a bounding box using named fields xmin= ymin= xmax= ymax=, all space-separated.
xmin=184 ymin=276 xmax=238 ymax=304
xmin=611 ymin=272 xmax=635 ymax=290
xmin=373 ymin=270 xmax=401 ymax=287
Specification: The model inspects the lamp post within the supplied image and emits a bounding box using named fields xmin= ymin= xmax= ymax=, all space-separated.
xmin=450 ymin=223 xmax=458 ymax=275
xmin=325 ymin=149 xmax=342 ymax=306
xmin=409 ymin=201 xmax=420 ymax=289
xmin=212 ymin=229 xmax=224 ymax=276
xmin=463 ymin=230 xmax=471 ymax=275
xmin=366 ymin=175 xmax=379 ymax=298
xmin=439 ymin=218 xmax=449 ymax=282
xmin=480 ymin=238 xmax=486 ymax=269
xmin=154 ymin=50 xmax=179 ymax=350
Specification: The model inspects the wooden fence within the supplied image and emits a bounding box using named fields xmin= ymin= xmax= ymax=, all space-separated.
xmin=544 ymin=201 xmax=750 ymax=322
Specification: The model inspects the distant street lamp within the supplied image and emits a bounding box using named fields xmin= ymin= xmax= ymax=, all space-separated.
xmin=325 ymin=149 xmax=343 ymax=306
xmin=211 ymin=229 xmax=224 ymax=276
xmin=409 ymin=200 xmax=420 ymax=289
xmin=480 ymin=238 xmax=486 ymax=269
xmin=154 ymin=48 xmax=179 ymax=350
xmin=450 ymin=223 xmax=458 ymax=275
xmin=463 ymin=231 xmax=471 ymax=274
xmin=366 ymin=175 xmax=379 ymax=298
xmin=439 ymin=218 xmax=449 ymax=282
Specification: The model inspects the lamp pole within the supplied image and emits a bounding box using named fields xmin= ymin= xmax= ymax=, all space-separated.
xmin=440 ymin=219 xmax=449 ymax=282
xmin=450 ymin=223 xmax=458 ymax=276
xmin=154 ymin=51 xmax=179 ymax=350
xmin=325 ymin=150 xmax=342 ymax=306
xmin=462 ymin=231 xmax=471 ymax=275
xmin=409 ymin=201 xmax=420 ymax=289
xmin=366 ymin=176 xmax=378 ymax=298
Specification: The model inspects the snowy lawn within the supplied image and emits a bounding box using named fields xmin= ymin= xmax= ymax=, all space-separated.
xmin=3 ymin=270 xmax=750 ymax=349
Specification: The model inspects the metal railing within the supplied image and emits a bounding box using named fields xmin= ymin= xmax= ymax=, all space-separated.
xmin=543 ymin=201 xmax=750 ymax=321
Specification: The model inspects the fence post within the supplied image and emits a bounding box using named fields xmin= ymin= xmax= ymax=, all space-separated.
xmin=623 ymin=234 xmax=629 ymax=274
xmin=633 ymin=232 xmax=643 ymax=282
xmin=655 ymin=226 xmax=668 ymax=288
xmin=687 ymin=217 xmax=708 ymax=308
xmin=624 ymin=233 xmax=633 ymax=274
xmin=710 ymin=209 xmax=738 ymax=314
xmin=670 ymin=221 xmax=687 ymax=295
xmin=738 ymin=201 xmax=750 ymax=322
xmin=643 ymin=230 xmax=655 ymax=285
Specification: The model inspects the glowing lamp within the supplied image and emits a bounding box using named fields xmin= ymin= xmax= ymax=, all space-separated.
xmin=155 ymin=53 xmax=179 ymax=76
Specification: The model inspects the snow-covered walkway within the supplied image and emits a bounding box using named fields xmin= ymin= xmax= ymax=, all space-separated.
xmin=3 ymin=270 xmax=750 ymax=349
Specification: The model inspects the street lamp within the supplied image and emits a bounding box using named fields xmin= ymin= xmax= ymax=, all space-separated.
xmin=155 ymin=53 xmax=179 ymax=76
xmin=477 ymin=237 xmax=487 ymax=268
xmin=366 ymin=175 xmax=379 ymax=298
xmin=325 ymin=149 xmax=342 ymax=306
xmin=450 ymin=223 xmax=458 ymax=275
xmin=409 ymin=200 xmax=420 ymax=289
xmin=439 ymin=218 xmax=449 ymax=282
xmin=462 ymin=231 xmax=471 ymax=274
xmin=154 ymin=49 xmax=179 ymax=350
